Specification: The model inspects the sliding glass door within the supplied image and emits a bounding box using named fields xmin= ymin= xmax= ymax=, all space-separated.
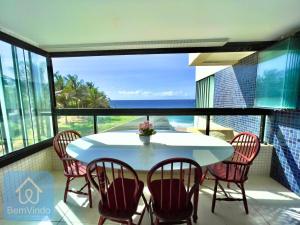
xmin=0 ymin=40 xmax=53 ymax=155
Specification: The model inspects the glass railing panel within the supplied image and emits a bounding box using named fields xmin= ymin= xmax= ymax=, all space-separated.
xmin=57 ymin=116 xmax=94 ymax=136
xmin=96 ymin=115 xmax=200 ymax=134
xmin=148 ymin=115 xmax=199 ymax=133
xmin=97 ymin=116 xmax=142 ymax=132
xmin=210 ymin=115 xmax=261 ymax=141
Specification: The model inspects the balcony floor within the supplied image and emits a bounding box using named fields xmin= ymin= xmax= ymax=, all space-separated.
xmin=1 ymin=172 xmax=299 ymax=225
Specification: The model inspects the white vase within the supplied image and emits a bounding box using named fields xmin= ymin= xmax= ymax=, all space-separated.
xmin=139 ymin=135 xmax=151 ymax=145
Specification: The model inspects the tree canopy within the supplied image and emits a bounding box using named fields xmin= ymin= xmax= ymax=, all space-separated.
xmin=54 ymin=72 xmax=110 ymax=108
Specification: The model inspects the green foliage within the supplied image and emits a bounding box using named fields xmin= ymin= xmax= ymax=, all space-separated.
xmin=54 ymin=72 xmax=110 ymax=108
xmin=139 ymin=128 xmax=156 ymax=136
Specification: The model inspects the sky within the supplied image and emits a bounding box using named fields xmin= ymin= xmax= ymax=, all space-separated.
xmin=52 ymin=53 xmax=195 ymax=100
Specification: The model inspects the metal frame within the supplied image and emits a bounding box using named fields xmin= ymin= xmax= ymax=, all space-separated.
xmin=46 ymin=57 xmax=58 ymax=134
xmin=0 ymin=31 xmax=48 ymax=57
xmin=0 ymin=138 xmax=53 ymax=168
xmin=54 ymin=107 xmax=272 ymax=116
xmin=0 ymin=31 xmax=276 ymax=167
xmin=54 ymin=107 xmax=272 ymax=143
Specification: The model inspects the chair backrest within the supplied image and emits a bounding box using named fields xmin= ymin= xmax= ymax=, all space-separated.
xmin=53 ymin=130 xmax=81 ymax=159
xmin=86 ymin=158 xmax=140 ymax=211
xmin=231 ymin=132 xmax=260 ymax=165
xmin=147 ymin=158 xmax=202 ymax=212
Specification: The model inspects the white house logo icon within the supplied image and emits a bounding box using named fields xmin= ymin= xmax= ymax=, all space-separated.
xmin=16 ymin=177 xmax=43 ymax=205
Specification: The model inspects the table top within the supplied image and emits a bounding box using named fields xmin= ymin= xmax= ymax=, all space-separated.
xmin=66 ymin=131 xmax=234 ymax=170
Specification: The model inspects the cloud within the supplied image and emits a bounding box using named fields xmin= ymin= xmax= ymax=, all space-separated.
xmin=118 ymin=90 xmax=150 ymax=96
xmin=118 ymin=90 xmax=188 ymax=97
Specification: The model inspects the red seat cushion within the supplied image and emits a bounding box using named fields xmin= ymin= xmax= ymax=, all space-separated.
xmin=149 ymin=179 xmax=193 ymax=221
xmin=208 ymin=162 xmax=246 ymax=182
xmin=99 ymin=178 xmax=144 ymax=219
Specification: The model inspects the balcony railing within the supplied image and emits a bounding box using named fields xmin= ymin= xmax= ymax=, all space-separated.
xmin=54 ymin=107 xmax=272 ymax=143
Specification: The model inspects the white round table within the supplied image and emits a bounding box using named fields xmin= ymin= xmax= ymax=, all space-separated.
xmin=66 ymin=131 xmax=234 ymax=222
xmin=66 ymin=131 xmax=234 ymax=169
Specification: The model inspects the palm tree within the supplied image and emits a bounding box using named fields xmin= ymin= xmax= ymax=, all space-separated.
xmin=54 ymin=72 xmax=65 ymax=92
xmin=54 ymin=72 xmax=110 ymax=109
xmin=85 ymin=87 xmax=110 ymax=108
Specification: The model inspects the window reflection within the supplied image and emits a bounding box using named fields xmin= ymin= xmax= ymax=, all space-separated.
xmin=0 ymin=41 xmax=53 ymax=154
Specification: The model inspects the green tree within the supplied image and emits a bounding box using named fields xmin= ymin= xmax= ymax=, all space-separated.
xmin=54 ymin=72 xmax=110 ymax=109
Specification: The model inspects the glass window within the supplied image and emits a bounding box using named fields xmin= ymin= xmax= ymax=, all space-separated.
xmin=0 ymin=40 xmax=53 ymax=154
xmin=255 ymin=37 xmax=300 ymax=109
xmin=196 ymin=75 xmax=214 ymax=108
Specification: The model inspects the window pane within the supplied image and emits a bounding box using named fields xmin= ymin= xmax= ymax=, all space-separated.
xmin=211 ymin=115 xmax=261 ymax=141
xmin=0 ymin=42 xmax=24 ymax=150
xmin=97 ymin=115 xmax=196 ymax=133
xmin=0 ymin=40 xmax=53 ymax=154
xmin=97 ymin=116 xmax=141 ymax=132
xmin=30 ymin=52 xmax=53 ymax=141
xmin=196 ymin=75 xmax=214 ymax=108
xmin=0 ymin=123 xmax=7 ymax=156
xmin=255 ymin=37 xmax=300 ymax=109
xmin=57 ymin=116 xmax=93 ymax=136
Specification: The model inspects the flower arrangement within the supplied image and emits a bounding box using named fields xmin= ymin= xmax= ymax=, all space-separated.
xmin=138 ymin=121 xmax=156 ymax=136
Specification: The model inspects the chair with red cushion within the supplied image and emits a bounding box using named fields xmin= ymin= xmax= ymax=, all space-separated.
xmin=53 ymin=130 xmax=92 ymax=208
xmin=86 ymin=158 xmax=147 ymax=225
xmin=147 ymin=158 xmax=202 ymax=225
xmin=208 ymin=132 xmax=260 ymax=214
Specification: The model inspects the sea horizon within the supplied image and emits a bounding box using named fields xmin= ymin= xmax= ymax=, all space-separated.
xmin=110 ymin=99 xmax=195 ymax=108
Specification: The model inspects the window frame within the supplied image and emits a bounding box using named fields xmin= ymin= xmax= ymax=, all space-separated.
xmin=0 ymin=31 xmax=276 ymax=167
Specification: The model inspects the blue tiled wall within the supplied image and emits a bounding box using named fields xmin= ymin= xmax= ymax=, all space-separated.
xmin=213 ymin=53 xmax=260 ymax=136
xmin=267 ymin=111 xmax=300 ymax=194
xmin=213 ymin=52 xmax=300 ymax=194
xmin=214 ymin=54 xmax=258 ymax=108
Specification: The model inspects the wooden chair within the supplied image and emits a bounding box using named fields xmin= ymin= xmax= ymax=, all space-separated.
xmin=147 ymin=158 xmax=202 ymax=225
xmin=86 ymin=158 xmax=147 ymax=225
xmin=53 ymin=130 xmax=92 ymax=208
xmin=208 ymin=132 xmax=260 ymax=214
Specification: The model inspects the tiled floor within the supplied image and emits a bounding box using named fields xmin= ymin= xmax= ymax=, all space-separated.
xmin=1 ymin=172 xmax=300 ymax=225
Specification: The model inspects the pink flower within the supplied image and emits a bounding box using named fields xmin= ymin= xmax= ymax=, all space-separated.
xmin=138 ymin=121 xmax=156 ymax=136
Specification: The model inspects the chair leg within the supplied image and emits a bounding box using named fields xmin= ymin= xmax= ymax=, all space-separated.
xmin=127 ymin=219 xmax=133 ymax=225
xmin=227 ymin=182 xmax=230 ymax=189
xmin=201 ymin=168 xmax=208 ymax=184
xmin=148 ymin=199 xmax=154 ymax=225
xmin=142 ymin=193 xmax=149 ymax=211
xmin=211 ymin=179 xmax=218 ymax=213
xmin=154 ymin=218 xmax=160 ymax=225
xmin=64 ymin=177 xmax=70 ymax=203
xmin=193 ymin=182 xmax=199 ymax=222
xmin=187 ymin=218 xmax=192 ymax=225
xmin=86 ymin=176 xmax=93 ymax=208
xmin=98 ymin=216 xmax=106 ymax=225
xmin=241 ymin=183 xmax=249 ymax=214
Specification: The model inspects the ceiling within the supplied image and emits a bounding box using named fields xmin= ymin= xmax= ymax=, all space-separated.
xmin=0 ymin=0 xmax=300 ymax=52
xmin=189 ymin=52 xmax=255 ymax=66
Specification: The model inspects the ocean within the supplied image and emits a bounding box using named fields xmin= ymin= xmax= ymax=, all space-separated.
xmin=110 ymin=99 xmax=195 ymax=128
xmin=110 ymin=99 xmax=195 ymax=108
